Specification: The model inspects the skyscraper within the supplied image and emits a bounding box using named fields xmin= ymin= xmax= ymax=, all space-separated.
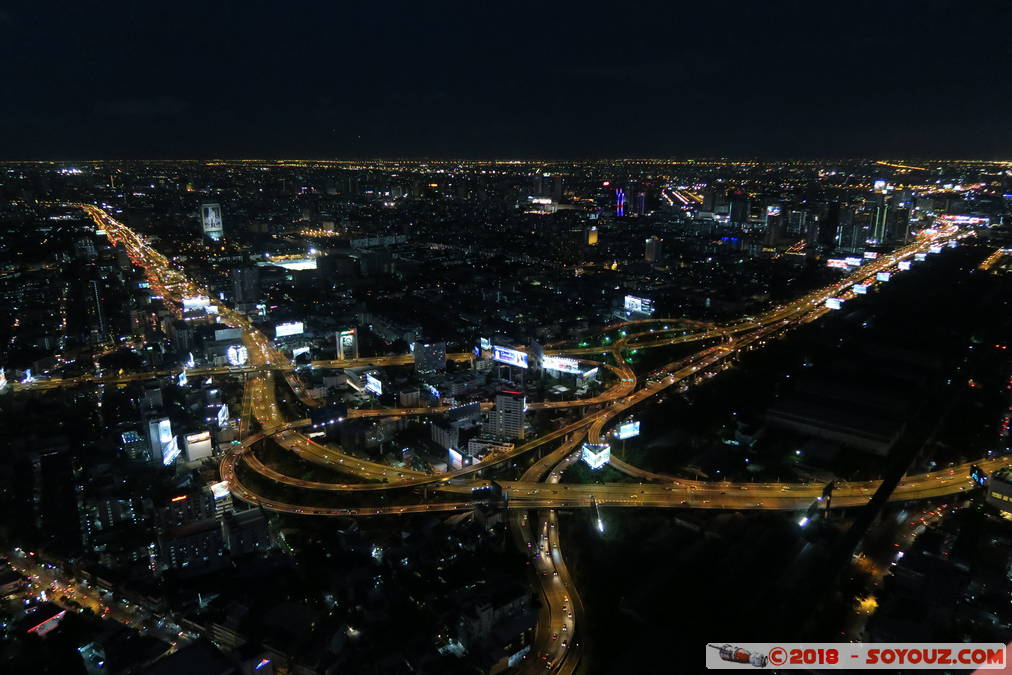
xmin=645 ymin=236 xmax=663 ymax=263
xmin=487 ymin=390 xmax=526 ymax=440
xmin=231 ymin=265 xmax=260 ymax=305
xmin=87 ymin=279 xmax=106 ymax=345
xmin=413 ymin=341 xmax=447 ymax=376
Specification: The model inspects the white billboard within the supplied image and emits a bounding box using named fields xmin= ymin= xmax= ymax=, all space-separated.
xmin=275 ymin=321 xmax=304 ymax=338
xmin=624 ymin=295 xmax=654 ymax=315
xmin=615 ymin=420 xmax=640 ymax=440
xmin=542 ymin=355 xmax=581 ymax=374
xmin=929 ymin=244 xmax=943 ymax=254
xmin=217 ymin=403 xmax=230 ymax=426
xmin=479 ymin=337 xmax=492 ymax=352
xmin=365 ymin=374 xmax=383 ymax=396
xmin=853 ymin=284 xmax=868 ymax=295
xmin=581 ymin=442 xmax=611 ymax=469
xmin=182 ymin=296 xmax=211 ymax=311
xmin=898 ymin=261 xmax=912 ymax=271
xmin=226 ymin=344 xmax=249 ymax=366
xmin=863 ymin=251 xmax=879 ymax=259
xmin=291 ymin=346 xmax=310 ymax=359
xmin=448 ymin=448 xmax=463 ymax=470
xmin=876 ymin=272 xmax=891 ymax=282
xmin=825 ymin=298 xmax=843 ymax=310
xmin=215 ymin=327 xmax=242 ymax=342
xmin=914 ymin=252 xmax=927 ymax=261
xmin=492 ymin=345 xmax=528 ymax=369
xmin=184 ymin=431 xmax=212 ymax=462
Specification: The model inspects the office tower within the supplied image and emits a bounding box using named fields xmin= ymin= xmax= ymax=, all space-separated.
xmin=645 ymin=236 xmax=663 ymax=263
xmin=31 ymin=444 xmax=80 ymax=542
xmin=231 ymin=265 xmax=260 ymax=305
xmin=729 ymin=195 xmax=749 ymax=225
xmin=872 ymin=204 xmax=889 ymax=244
xmin=413 ymin=341 xmax=447 ymax=376
xmin=200 ymin=203 xmax=224 ymax=241
xmin=87 ymin=279 xmax=106 ymax=345
xmin=632 ymin=191 xmax=646 ymax=215
xmin=146 ymin=417 xmax=180 ymax=466
xmin=488 ymin=390 xmax=526 ymax=440
xmin=74 ymin=238 xmax=97 ymax=260
xmin=585 ymin=226 xmax=599 ymax=246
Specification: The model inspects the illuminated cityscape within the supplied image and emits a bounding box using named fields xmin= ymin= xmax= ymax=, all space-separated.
xmin=2 ymin=3 xmax=1012 ymax=674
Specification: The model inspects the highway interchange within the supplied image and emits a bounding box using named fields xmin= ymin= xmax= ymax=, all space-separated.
xmin=70 ymin=204 xmax=1000 ymax=673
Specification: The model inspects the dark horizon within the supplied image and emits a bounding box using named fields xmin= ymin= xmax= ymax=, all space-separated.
xmin=4 ymin=1 xmax=1012 ymax=160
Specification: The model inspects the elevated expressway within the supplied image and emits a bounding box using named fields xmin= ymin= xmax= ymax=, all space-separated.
xmin=76 ymin=204 xmax=995 ymax=674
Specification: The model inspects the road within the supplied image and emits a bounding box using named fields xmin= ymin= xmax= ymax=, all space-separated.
xmin=76 ymin=204 xmax=992 ymax=675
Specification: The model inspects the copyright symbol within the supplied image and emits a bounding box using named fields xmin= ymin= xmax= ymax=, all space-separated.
xmin=768 ymin=647 xmax=787 ymax=666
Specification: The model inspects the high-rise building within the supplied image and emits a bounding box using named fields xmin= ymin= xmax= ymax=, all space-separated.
xmin=871 ymin=204 xmax=890 ymax=244
xmin=487 ymin=390 xmax=526 ymax=440
xmin=632 ymin=191 xmax=646 ymax=215
xmin=615 ymin=188 xmax=626 ymax=217
xmin=231 ymin=266 xmax=260 ymax=305
xmin=146 ymin=417 xmax=180 ymax=467
xmin=645 ymin=236 xmax=663 ymax=263
xmin=413 ymin=341 xmax=446 ymax=376
xmin=585 ymin=226 xmax=599 ymax=246
xmin=200 ymin=203 xmax=224 ymax=241
xmin=87 ymin=279 xmax=106 ymax=345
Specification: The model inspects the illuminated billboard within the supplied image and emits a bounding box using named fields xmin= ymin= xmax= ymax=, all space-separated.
xmin=161 ymin=436 xmax=181 ymax=466
xmin=479 ymin=337 xmax=492 ymax=352
xmin=863 ymin=251 xmax=878 ymax=259
xmin=615 ymin=420 xmax=640 ymax=440
xmin=873 ymin=180 xmax=887 ymax=193
xmin=209 ymin=481 xmax=231 ymax=500
xmin=182 ymin=296 xmax=211 ymax=311
xmin=929 ymin=245 xmax=942 ymax=254
xmin=853 ymin=284 xmax=868 ymax=295
xmin=291 ymin=346 xmax=310 ymax=359
xmin=825 ymin=298 xmax=843 ymax=310
xmin=448 ymin=448 xmax=463 ymax=470
xmin=915 ymin=252 xmax=927 ymax=261
xmin=184 ymin=431 xmax=212 ymax=462
xmin=201 ymin=203 xmax=223 ymax=241
xmin=337 ymin=328 xmax=358 ymax=359
xmin=624 ymin=295 xmax=654 ymax=315
xmin=365 ymin=374 xmax=383 ymax=396
xmin=581 ymin=442 xmax=611 ymax=470
xmin=226 ymin=344 xmax=248 ymax=366
xmin=217 ymin=403 xmax=230 ymax=427
xmin=898 ymin=261 xmax=912 ymax=271
xmin=947 ymin=240 xmax=959 ymax=248
xmin=876 ymin=272 xmax=891 ymax=282
xmin=275 ymin=321 xmax=304 ymax=338
xmin=542 ymin=355 xmax=581 ymax=374
xmin=826 ymin=259 xmax=850 ymax=269
xmin=492 ymin=345 xmax=528 ymax=369
xmin=766 ymin=205 xmax=781 ymax=217
xmin=844 ymin=257 xmax=863 ymax=267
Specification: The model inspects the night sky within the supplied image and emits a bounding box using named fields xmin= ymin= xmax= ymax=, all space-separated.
xmin=3 ymin=1 xmax=1011 ymax=159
